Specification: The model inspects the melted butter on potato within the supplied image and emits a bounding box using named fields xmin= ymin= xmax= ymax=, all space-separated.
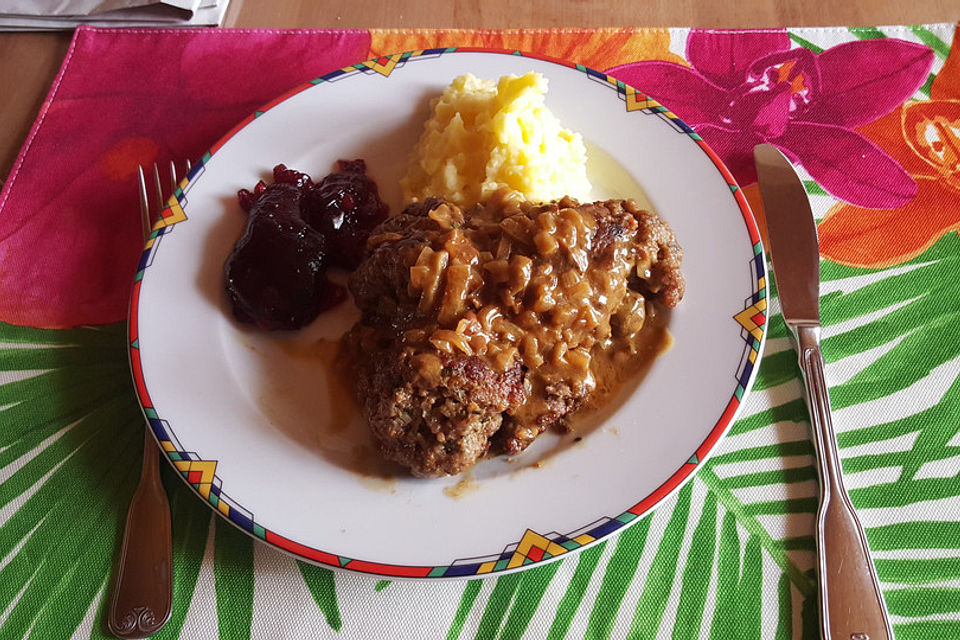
xmin=401 ymin=72 xmax=592 ymax=207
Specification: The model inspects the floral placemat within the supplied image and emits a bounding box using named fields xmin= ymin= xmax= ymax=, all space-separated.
xmin=0 ymin=23 xmax=958 ymax=639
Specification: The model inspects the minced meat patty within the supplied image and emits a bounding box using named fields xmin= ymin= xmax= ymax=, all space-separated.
xmin=344 ymin=191 xmax=684 ymax=477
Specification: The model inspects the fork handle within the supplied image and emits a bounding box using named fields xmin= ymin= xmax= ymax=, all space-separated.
xmin=793 ymin=325 xmax=892 ymax=640
xmin=108 ymin=431 xmax=172 ymax=639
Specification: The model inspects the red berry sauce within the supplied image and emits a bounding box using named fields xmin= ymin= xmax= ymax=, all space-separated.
xmin=224 ymin=160 xmax=388 ymax=331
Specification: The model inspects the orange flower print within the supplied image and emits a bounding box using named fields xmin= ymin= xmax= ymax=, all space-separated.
xmin=368 ymin=29 xmax=685 ymax=72
xmin=819 ymin=28 xmax=960 ymax=269
xmin=818 ymin=99 xmax=960 ymax=268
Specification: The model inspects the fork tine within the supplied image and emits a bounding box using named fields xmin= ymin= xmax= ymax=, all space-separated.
xmin=186 ymin=158 xmax=192 ymax=172
xmin=169 ymin=160 xmax=178 ymax=195
xmin=140 ymin=160 xmax=191 ymax=244
xmin=137 ymin=166 xmax=151 ymax=242
xmin=152 ymin=163 xmax=163 ymax=215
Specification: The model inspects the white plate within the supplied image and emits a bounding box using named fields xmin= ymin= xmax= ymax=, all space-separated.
xmin=129 ymin=49 xmax=767 ymax=579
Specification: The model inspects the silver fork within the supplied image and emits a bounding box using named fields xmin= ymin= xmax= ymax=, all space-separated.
xmin=108 ymin=161 xmax=189 ymax=639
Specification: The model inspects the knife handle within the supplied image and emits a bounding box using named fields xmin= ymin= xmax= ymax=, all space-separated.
xmin=794 ymin=325 xmax=892 ymax=640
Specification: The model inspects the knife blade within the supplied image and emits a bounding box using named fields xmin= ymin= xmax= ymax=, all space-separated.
xmin=752 ymin=145 xmax=820 ymax=326
xmin=754 ymin=143 xmax=893 ymax=640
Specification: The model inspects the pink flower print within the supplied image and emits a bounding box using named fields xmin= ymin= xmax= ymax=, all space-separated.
xmin=607 ymin=31 xmax=934 ymax=208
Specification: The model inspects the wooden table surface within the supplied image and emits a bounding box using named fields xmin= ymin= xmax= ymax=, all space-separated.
xmin=0 ymin=0 xmax=956 ymax=180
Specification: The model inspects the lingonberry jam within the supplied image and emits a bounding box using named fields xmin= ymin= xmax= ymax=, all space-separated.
xmin=225 ymin=160 xmax=388 ymax=331
xmin=301 ymin=159 xmax=389 ymax=269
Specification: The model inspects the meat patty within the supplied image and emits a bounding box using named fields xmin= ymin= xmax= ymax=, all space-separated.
xmin=349 ymin=340 xmax=526 ymax=477
xmin=345 ymin=192 xmax=684 ymax=476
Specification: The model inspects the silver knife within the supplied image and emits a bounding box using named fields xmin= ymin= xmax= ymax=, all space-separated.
xmin=754 ymin=144 xmax=893 ymax=640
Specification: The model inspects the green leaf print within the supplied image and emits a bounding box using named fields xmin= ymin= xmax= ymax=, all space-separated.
xmin=152 ymin=481 xmax=212 ymax=640
xmin=545 ymin=545 xmax=605 ymax=640
xmin=475 ymin=572 xmax=522 ymax=639
xmin=499 ymin=561 xmax=562 ymax=639
xmin=214 ymin=517 xmax=255 ymax=640
xmin=0 ymin=323 xmax=350 ymax=639
xmin=626 ymin=483 xmax=694 ymax=639
xmin=298 ymin=563 xmax=343 ymax=632
xmin=672 ymin=491 xmax=718 ymax=639
xmin=447 ymin=581 xmax=483 ymax=640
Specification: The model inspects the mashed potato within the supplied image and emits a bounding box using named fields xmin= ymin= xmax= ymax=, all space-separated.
xmin=401 ymin=72 xmax=591 ymax=207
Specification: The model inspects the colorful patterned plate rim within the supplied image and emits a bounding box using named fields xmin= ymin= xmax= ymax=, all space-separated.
xmin=128 ymin=48 xmax=767 ymax=579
